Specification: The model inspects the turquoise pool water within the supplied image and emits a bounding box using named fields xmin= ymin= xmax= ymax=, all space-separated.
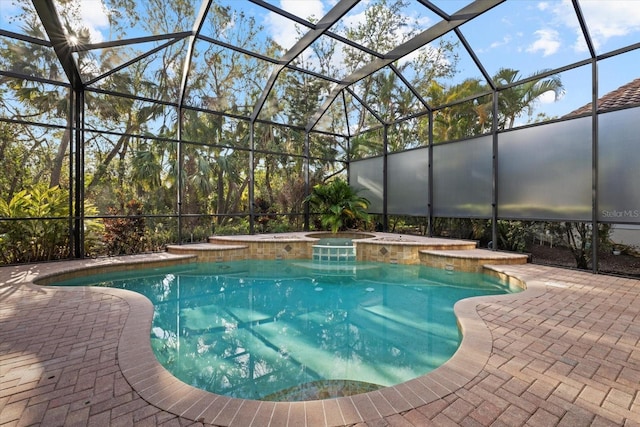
xmin=55 ymin=260 xmax=519 ymax=401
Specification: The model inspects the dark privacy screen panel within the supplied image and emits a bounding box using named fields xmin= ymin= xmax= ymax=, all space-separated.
xmin=498 ymin=117 xmax=592 ymax=221
xmin=598 ymin=107 xmax=640 ymax=223
xmin=387 ymin=149 xmax=429 ymax=215
xmin=350 ymin=157 xmax=384 ymax=214
xmin=433 ymin=136 xmax=493 ymax=218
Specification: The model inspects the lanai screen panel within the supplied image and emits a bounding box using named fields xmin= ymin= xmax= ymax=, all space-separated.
xmin=498 ymin=117 xmax=592 ymax=221
xmin=433 ymin=136 xmax=493 ymax=218
xmin=598 ymin=107 xmax=640 ymax=223
xmin=349 ymin=157 xmax=383 ymax=214
xmin=387 ymin=149 xmax=428 ymax=216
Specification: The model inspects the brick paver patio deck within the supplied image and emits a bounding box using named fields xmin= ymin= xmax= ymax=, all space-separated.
xmin=1 ymin=255 xmax=639 ymax=426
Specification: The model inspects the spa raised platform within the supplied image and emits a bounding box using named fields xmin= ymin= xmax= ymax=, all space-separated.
xmin=166 ymin=232 xmax=528 ymax=272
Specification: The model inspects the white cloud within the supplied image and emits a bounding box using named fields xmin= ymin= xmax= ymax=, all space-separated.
xmin=579 ymin=0 xmax=640 ymax=47
xmin=334 ymin=4 xmax=368 ymax=45
xmin=78 ymin=1 xmax=109 ymax=43
xmin=537 ymin=90 xmax=558 ymax=104
xmin=265 ymin=0 xmax=326 ymax=51
xmin=527 ymin=29 xmax=561 ymax=56
xmin=537 ymin=2 xmax=550 ymax=12
xmin=490 ymin=35 xmax=512 ymax=50
xmin=58 ymin=0 xmax=109 ymax=44
xmin=279 ymin=0 xmax=325 ymax=18
xmin=549 ymin=0 xmax=640 ymax=52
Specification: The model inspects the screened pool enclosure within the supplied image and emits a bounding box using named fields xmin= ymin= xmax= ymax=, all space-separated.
xmin=1 ymin=0 xmax=639 ymax=274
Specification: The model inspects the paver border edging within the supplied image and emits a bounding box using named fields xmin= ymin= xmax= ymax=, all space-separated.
xmin=106 ymin=259 xmax=548 ymax=426
xmin=2 ymin=253 xmax=547 ymax=426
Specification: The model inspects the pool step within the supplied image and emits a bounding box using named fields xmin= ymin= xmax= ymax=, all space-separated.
xmin=419 ymin=249 xmax=529 ymax=273
xmin=166 ymin=243 xmax=248 ymax=262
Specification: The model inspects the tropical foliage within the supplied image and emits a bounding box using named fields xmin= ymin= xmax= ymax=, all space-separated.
xmin=103 ymin=199 xmax=148 ymax=256
xmin=305 ymin=179 xmax=370 ymax=233
xmin=0 ymin=185 xmax=103 ymax=263
xmin=0 ymin=185 xmax=70 ymax=263
xmin=0 ymin=0 xmax=567 ymax=264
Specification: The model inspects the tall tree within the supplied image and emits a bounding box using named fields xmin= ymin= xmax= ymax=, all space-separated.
xmin=340 ymin=0 xmax=460 ymax=154
xmin=494 ymin=68 xmax=564 ymax=130
xmin=429 ymin=68 xmax=564 ymax=142
xmin=428 ymin=78 xmax=491 ymax=142
xmin=0 ymin=4 xmax=71 ymax=191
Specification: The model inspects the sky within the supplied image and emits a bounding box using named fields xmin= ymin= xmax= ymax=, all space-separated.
xmin=1 ymin=0 xmax=639 ymax=121
xmin=260 ymin=0 xmax=640 ymax=120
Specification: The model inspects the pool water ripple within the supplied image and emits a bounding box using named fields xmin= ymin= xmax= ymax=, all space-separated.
xmin=54 ymin=259 xmax=519 ymax=401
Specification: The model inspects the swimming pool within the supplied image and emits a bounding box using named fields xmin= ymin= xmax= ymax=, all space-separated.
xmin=55 ymin=259 xmax=519 ymax=401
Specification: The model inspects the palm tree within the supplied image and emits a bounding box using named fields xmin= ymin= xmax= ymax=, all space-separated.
xmin=305 ymin=179 xmax=370 ymax=233
xmin=428 ymin=78 xmax=491 ymax=142
xmin=494 ymin=68 xmax=564 ymax=129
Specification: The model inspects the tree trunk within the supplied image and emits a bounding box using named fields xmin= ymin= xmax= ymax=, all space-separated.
xmin=216 ymin=167 xmax=225 ymax=225
xmin=86 ymin=133 xmax=128 ymax=191
xmin=265 ymin=161 xmax=274 ymax=206
xmin=49 ymin=127 xmax=70 ymax=188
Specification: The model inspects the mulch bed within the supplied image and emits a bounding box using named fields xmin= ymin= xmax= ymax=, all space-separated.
xmin=527 ymin=244 xmax=640 ymax=277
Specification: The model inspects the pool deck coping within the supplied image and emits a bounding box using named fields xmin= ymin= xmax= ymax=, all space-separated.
xmin=111 ymin=260 xmax=544 ymax=426
xmin=2 ymin=241 xmax=640 ymax=426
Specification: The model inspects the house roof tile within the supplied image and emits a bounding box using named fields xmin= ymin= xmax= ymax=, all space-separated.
xmin=565 ymin=78 xmax=640 ymax=116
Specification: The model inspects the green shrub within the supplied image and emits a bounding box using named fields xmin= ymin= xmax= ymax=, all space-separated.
xmin=305 ymin=179 xmax=370 ymax=233
xmin=103 ymin=199 xmax=148 ymax=255
xmin=0 ymin=185 xmax=70 ymax=263
xmin=213 ymin=218 xmax=250 ymax=236
xmin=83 ymin=202 xmax=106 ymax=257
xmin=497 ymin=220 xmax=535 ymax=252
